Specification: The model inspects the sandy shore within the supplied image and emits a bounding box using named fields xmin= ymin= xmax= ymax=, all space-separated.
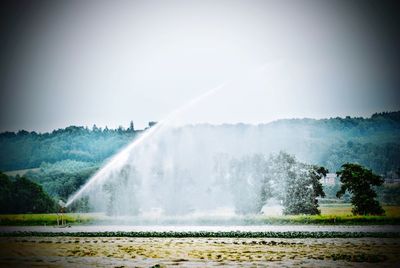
xmin=0 ymin=236 xmax=399 ymax=267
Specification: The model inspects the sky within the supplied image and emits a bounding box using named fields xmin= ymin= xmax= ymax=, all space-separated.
xmin=0 ymin=0 xmax=399 ymax=132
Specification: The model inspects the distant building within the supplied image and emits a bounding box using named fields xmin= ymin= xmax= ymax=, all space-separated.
xmin=321 ymin=173 xmax=337 ymax=185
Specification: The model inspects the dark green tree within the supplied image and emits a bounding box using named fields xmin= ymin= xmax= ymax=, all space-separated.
xmin=0 ymin=172 xmax=55 ymax=213
xmin=128 ymin=121 xmax=135 ymax=132
xmin=307 ymin=165 xmax=327 ymax=214
xmin=12 ymin=176 xmax=55 ymax=213
xmin=0 ymin=172 xmax=14 ymax=213
xmin=336 ymin=163 xmax=384 ymax=215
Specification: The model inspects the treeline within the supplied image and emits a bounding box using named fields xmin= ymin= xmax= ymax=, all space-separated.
xmin=268 ymin=111 xmax=400 ymax=174
xmin=0 ymin=124 xmax=138 ymax=171
xmin=1 ymin=112 xmax=399 ymax=174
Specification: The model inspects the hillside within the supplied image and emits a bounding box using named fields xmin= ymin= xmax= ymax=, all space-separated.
xmin=1 ymin=112 xmax=399 ymax=174
xmin=0 ymin=126 xmax=138 ymax=171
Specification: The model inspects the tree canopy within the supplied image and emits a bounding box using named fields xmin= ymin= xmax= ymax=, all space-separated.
xmin=336 ymin=163 xmax=384 ymax=215
xmin=0 ymin=172 xmax=55 ymax=214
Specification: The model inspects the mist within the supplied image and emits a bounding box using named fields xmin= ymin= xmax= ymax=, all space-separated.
xmin=70 ymin=121 xmax=341 ymax=219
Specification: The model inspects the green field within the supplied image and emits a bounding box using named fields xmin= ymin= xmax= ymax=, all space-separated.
xmin=253 ymin=205 xmax=400 ymax=225
xmin=1 ymin=205 xmax=399 ymax=226
xmin=0 ymin=213 xmax=99 ymax=226
xmin=320 ymin=204 xmax=400 ymax=216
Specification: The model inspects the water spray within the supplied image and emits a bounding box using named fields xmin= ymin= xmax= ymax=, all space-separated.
xmin=65 ymin=82 xmax=228 ymax=207
xmin=65 ymin=62 xmax=282 ymax=208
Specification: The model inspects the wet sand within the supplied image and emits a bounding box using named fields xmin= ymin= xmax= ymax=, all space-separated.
xmin=0 ymin=236 xmax=399 ymax=267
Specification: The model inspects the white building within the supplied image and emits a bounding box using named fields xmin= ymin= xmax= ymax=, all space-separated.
xmin=321 ymin=173 xmax=337 ymax=185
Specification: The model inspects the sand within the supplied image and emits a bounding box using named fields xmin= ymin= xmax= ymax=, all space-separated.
xmin=0 ymin=236 xmax=399 ymax=267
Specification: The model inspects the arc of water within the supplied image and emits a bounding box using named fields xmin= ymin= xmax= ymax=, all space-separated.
xmin=65 ymin=82 xmax=228 ymax=207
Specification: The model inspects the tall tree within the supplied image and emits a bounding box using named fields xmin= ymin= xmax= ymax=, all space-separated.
xmin=269 ymin=152 xmax=326 ymax=215
xmin=0 ymin=172 xmax=55 ymax=213
xmin=12 ymin=176 xmax=55 ymax=213
xmin=336 ymin=163 xmax=384 ymax=215
xmin=307 ymin=165 xmax=327 ymax=214
xmin=128 ymin=121 xmax=135 ymax=132
xmin=0 ymin=172 xmax=13 ymax=213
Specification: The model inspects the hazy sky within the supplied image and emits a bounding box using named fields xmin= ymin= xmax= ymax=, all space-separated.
xmin=1 ymin=0 xmax=399 ymax=132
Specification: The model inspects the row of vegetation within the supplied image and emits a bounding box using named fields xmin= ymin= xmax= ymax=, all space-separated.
xmin=1 ymin=231 xmax=399 ymax=238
